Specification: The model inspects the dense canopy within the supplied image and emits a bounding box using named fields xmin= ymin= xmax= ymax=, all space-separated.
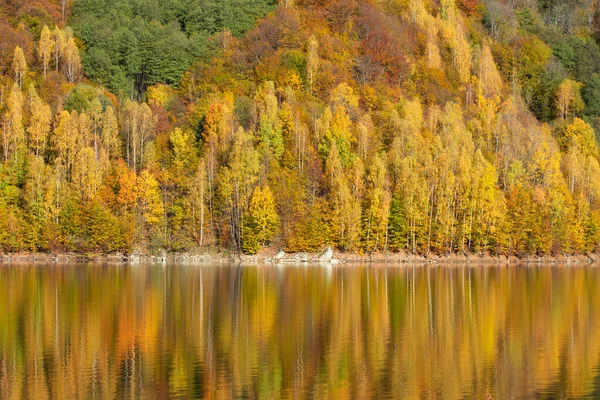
xmin=2 ymin=0 xmax=600 ymax=257
xmin=71 ymin=0 xmax=276 ymax=97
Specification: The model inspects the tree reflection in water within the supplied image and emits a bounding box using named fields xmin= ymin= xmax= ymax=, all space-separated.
xmin=0 ymin=264 xmax=599 ymax=399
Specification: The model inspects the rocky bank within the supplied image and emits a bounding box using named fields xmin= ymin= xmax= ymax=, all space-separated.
xmin=1 ymin=247 xmax=598 ymax=265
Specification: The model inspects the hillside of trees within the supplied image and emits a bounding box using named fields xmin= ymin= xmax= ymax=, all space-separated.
xmin=1 ymin=0 xmax=600 ymax=256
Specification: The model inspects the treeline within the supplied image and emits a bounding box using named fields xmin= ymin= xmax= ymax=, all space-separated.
xmin=1 ymin=0 xmax=600 ymax=256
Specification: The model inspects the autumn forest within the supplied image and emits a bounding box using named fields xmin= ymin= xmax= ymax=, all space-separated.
xmin=2 ymin=0 xmax=600 ymax=257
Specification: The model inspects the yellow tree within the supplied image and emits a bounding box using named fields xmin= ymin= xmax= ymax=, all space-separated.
xmin=409 ymin=0 xmax=428 ymax=24
xmin=562 ymin=118 xmax=599 ymax=203
xmin=39 ymin=26 xmax=54 ymax=80
xmin=122 ymin=101 xmax=156 ymax=173
xmin=326 ymin=141 xmax=361 ymax=250
xmin=478 ymin=45 xmax=503 ymax=99
xmin=218 ymin=127 xmax=260 ymax=252
xmin=331 ymin=82 xmax=359 ymax=111
xmin=318 ymin=104 xmax=354 ymax=167
xmin=424 ymin=16 xmax=442 ymax=69
xmin=242 ymin=186 xmax=280 ymax=254
xmin=356 ymin=114 xmax=374 ymax=162
xmin=53 ymin=110 xmax=77 ymax=180
xmin=201 ymin=99 xmax=234 ymax=235
xmin=278 ymin=101 xmax=294 ymax=147
xmin=2 ymin=83 xmax=25 ymax=162
xmin=191 ymin=159 xmax=208 ymax=249
xmin=88 ymin=99 xmax=102 ymax=159
xmin=22 ymin=154 xmax=50 ymax=237
xmin=254 ymin=82 xmax=283 ymax=161
xmin=306 ymin=35 xmax=319 ymax=92
xmin=13 ymin=46 xmax=27 ymax=90
xmin=101 ymin=106 xmax=120 ymax=160
xmin=362 ymin=154 xmax=390 ymax=253
xmin=468 ymin=150 xmax=506 ymax=252
xmin=170 ymin=127 xmax=196 ymax=180
xmin=77 ymin=111 xmax=92 ymax=151
xmin=556 ymin=79 xmax=584 ymax=121
xmin=73 ymin=146 xmax=101 ymax=200
xmin=402 ymin=98 xmax=424 ymax=136
xmin=64 ymin=36 xmax=81 ymax=83
xmin=138 ymin=103 xmax=156 ymax=171
xmin=560 ymin=117 xmax=597 ymax=154
xmin=27 ymin=85 xmax=52 ymax=157
xmin=439 ymin=6 xmax=471 ymax=85
xmin=138 ymin=170 xmax=165 ymax=236
xmin=53 ymin=27 xmax=66 ymax=72
xmin=116 ymin=162 xmax=139 ymax=212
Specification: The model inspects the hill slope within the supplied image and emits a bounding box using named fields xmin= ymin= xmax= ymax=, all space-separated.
xmin=1 ymin=0 xmax=600 ymax=256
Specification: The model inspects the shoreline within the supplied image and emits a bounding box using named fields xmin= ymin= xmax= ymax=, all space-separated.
xmin=0 ymin=247 xmax=598 ymax=265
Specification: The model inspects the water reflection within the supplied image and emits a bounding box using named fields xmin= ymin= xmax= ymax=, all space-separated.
xmin=0 ymin=264 xmax=599 ymax=399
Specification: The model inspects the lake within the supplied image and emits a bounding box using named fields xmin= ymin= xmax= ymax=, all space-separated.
xmin=0 ymin=263 xmax=599 ymax=399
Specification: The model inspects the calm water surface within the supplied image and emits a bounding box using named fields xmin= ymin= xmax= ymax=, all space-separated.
xmin=0 ymin=264 xmax=599 ymax=399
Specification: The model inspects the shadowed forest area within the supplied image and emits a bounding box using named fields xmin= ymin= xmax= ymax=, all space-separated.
xmin=2 ymin=0 xmax=600 ymax=257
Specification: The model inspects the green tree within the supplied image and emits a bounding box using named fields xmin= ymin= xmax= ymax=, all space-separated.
xmin=387 ymin=195 xmax=408 ymax=251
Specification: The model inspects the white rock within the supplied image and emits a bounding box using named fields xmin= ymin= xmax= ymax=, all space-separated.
xmin=274 ymin=249 xmax=286 ymax=261
xmin=318 ymin=246 xmax=334 ymax=262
